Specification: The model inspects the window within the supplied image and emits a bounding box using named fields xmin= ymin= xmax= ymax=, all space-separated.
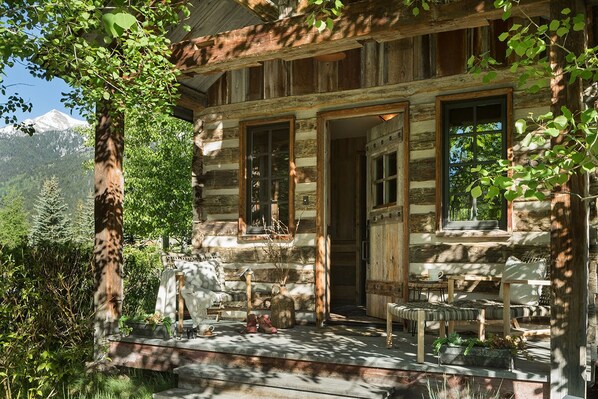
xmin=372 ymin=151 xmax=397 ymax=207
xmin=240 ymin=119 xmax=294 ymax=236
xmin=440 ymin=94 xmax=509 ymax=230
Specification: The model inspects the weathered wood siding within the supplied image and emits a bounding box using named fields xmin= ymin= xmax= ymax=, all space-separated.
xmin=193 ymin=23 xmax=551 ymax=318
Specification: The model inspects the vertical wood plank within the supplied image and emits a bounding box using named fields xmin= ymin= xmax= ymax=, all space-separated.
xmin=413 ymin=35 xmax=432 ymax=80
xmin=264 ymin=59 xmax=288 ymax=99
xmin=230 ymin=69 xmax=247 ymax=104
xmin=246 ymin=65 xmax=264 ymax=101
xmin=386 ymin=304 xmax=393 ymax=348
xmin=291 ymin=58 xmax=315 ymax=95
xmin=436 ymin=30 xmax=467 ymax=77
xmin=362 ymin=41 xmax=380 ymax=88
xmin=316 ymin=60 xmax=338 ymax=93
xmin=386 ymin=38 xmax=414 ymax=85
xmin=338 ymin=48 xmax=361 ymax=91
xmin=502 ymin=282 xmax=511 ymax=336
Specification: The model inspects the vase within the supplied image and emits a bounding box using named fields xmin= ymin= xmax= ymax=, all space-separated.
xmin=438 ymin=345 xmax=514 ymax=370
xmin=270 ymin=285 xmax=296 ymax=329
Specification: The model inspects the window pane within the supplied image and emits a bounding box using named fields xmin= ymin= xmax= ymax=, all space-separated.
xmin=251 ymin=131 xmax=269 ymax=155
xmin=375 ymin=157 xmax=384 ymax=180
xmin=387 ymin=178 xmax=397 ymax=204
xmin=449 ymin=136 xmax=474 ymax=164
xmin=250 ymin=202 xmax=266 ymax=227
xmin=272 ymin=153 xmax=289 ymax=178
xmin=448 ymin=165 xmax=473 ymax=193
xmin=375 ymin=182 xmax=384 ymax=206
xmin=448 ymin=107 xmax=474 ymax=135
xmin=477 ymin=133 xmax=502 ymax=162
xmin=271 ymin=129 xmax=289 ymax=153
xmin=477 ymin=104 xmax=503 ymax=132
xmin=476 ymin=197 xmax=502 ymax=221
xmin=448 ymin=194 xmax=472 ymax=222
xmin=387 ymin=152 xmax=397 ymax=177
xmin=273 ymin=202 xmax=289 ymax=226
xmin=271 ymin=180 xmax=288 ymax=202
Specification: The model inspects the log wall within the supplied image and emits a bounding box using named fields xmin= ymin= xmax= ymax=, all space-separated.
xmin=192 ymin=24 xmax=551 ymax=319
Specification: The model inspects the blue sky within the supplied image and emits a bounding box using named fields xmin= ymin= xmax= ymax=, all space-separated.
xmin=2 ymin=61 xmax=84 ymax=125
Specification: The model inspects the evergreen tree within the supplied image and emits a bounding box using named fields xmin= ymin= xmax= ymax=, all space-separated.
xmin=30 ymin=177 xmax=71 ymax=245
xmin=0 ymin=191 xmax=29 ymax=248
xmin=70 ymin=193 xmax=94 ymax=245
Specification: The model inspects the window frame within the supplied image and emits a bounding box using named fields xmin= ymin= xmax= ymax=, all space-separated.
xmin=371 ymin=150 xmax=398 ymax=209
xmin=239 ymin=116 xmax=295 ymax=240
xmin=435 ymin=89 xmax=513 ymax=233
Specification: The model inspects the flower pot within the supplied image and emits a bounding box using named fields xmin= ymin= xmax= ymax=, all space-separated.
xmin=270 ymin=286 xmax=295 ymax=329
xmin=126 ymin=322 xmax=172 ymax=340
xmin=438 ymin=345 xmax=514 ymax=370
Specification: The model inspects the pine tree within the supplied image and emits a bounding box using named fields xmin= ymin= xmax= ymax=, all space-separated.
xmin=0 ymin=191 xmax=30 ymax=248
xmin=70 ymin=193 xmax=94 ymax=245
xmin=30 ymin=177 xmax=71 ymax=245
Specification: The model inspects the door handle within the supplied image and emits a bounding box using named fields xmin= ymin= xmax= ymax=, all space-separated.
xmin=361 ymin=240 xmax=368 ymax=261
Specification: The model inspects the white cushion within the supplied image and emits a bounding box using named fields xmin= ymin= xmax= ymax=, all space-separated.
xmin=174 ymin=260 xmax=224 ymax=292
xmin=499 ymin=256 xmax=547 ymax=306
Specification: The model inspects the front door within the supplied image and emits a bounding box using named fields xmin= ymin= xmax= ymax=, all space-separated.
xmin=365 ymin=114 xmax=407 ymax=319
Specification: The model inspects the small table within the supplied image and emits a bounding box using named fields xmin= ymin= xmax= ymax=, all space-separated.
xmin=408 ymin=280 xmax=448 ymax=302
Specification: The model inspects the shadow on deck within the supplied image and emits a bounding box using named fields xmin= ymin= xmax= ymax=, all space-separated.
xmin=109 ymin=320 xmax=549 ymax=398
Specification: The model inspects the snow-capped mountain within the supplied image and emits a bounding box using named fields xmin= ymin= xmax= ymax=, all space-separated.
xmin=0 ymin=109 xmax=88 ymax=137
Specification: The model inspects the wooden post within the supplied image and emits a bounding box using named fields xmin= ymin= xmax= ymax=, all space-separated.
xmin=386 ymin=304 xmax=393 ymax=349
xmin=502 ymin=282 xmax=511 ymax=337
xmin=417 ymin=310 xmax=425 ymax=363
xmin=93 ymin=103 xmax=124 ymax=361
xmin=447 ymin=277 xmax=455 ymax=334
xmin=245 ymin=270 xmax=253 ymax=316
xmin=178 ymin=274 xmax=185 ymax=336
xmin=549 ymin=1 xmax=588 ymax=397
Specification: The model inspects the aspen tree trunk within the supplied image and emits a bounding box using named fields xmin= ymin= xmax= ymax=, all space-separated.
xmin=93 ymin=103 xmax=124 ymax=361
xmin=550 ymin=0 xmax=589 ymax=397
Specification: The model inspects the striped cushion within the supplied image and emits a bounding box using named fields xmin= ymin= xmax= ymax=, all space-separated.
xmin=387 ymin=302 xmax=479 ymax=322
xmin=451 ymin=299 xmax=550 ymax=319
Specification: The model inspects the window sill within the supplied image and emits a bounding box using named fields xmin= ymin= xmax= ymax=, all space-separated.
xmin=238 ymin=234 xmax=294 ymax=242
xmin=435 ymin=230 xmax=511 ymax=239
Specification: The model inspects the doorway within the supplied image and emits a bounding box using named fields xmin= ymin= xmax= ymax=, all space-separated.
xmin=317 ymin=103 xmax=409 ymax=323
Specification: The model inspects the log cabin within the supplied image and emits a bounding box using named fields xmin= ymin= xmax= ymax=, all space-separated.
xmin=168 ymin=0 xmax=562 ymax=328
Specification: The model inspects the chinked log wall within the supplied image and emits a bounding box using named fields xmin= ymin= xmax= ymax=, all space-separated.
xmin=191 ymin=23 xmax=551 ymax=317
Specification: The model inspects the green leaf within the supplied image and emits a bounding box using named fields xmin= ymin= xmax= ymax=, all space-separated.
xmin=515 ymin=119 xmax=527 ymax=134
xmin=487 ymin=185 xmax=500 ymax=198
xmin=470 ymin=186 xmax=482 ymax=199
xmin=561 ymin=8 xmax=571 ymax=15
xmin=498 ymin=32 xmax=509 ymax=42
xmin=412 ymin=7 xmax=420 ymax=16
xmin=504 ymin=190 xmax=518 ymax=201
xmin=422 ymin=2 xmax=430 ymax=11
xmin=557 ymin=27 xmax=569 ymax=37
xmin=549 ymin=20 xmax=560 ymax=32
xmin=114 ymin=12 xmax=137 ymax=30
xmin=553 ymin=115 xmax=568 ymax=130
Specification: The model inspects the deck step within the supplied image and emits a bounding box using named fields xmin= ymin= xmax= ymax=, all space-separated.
xmin=171 ymin=363 xmax=394 ymax=399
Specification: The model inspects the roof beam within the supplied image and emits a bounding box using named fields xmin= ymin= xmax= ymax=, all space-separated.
xmin=232 ymin=0 xmax=280 ymax=21
xmin=172 ymin=0 xmax=549 ymax=75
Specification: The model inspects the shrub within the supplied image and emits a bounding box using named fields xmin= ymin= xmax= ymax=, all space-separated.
xmin=0 ymin=243 xmax=94 ymax=398
xmin=122 ymin=244 xmax=163 ymax=316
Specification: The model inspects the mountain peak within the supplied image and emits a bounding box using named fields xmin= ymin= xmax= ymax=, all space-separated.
xmin=0 ymin=109 xmax=88 ymax=137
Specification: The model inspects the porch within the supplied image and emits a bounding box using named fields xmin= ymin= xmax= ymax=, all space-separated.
xmin=109 ymin=319 xmax=550 ymax=398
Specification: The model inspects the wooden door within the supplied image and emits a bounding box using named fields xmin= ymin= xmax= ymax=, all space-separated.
xmin=330 ymin=137 xmax=366 ymax=306
xmin=365 ymin=115 xmax=406 ymax=319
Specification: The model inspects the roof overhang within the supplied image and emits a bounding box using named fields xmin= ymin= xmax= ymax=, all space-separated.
xmin=171 ymin=0 xmax=550 ymax=76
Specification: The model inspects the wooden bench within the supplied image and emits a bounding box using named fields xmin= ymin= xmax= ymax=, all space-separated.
xmin=386 ymin=302 xmax=483 ymax=363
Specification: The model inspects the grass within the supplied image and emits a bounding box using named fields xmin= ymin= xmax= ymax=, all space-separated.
xmin=61 ymin=368 xmax=176 ymax=399
xmin=425 ymin=376 xmax=511 ymax=399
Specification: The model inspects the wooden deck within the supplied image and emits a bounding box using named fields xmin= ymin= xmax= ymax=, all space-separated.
xmin=109 ymin=320 xmax=550 ymax=398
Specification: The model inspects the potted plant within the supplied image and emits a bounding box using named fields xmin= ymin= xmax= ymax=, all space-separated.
xmin=262 ymin=219 xmax=297 ymax=329
xmin=119 ymin=312 xmax=173 ymax=340
xmin=433 ymin=333 xmax=530 ymax=370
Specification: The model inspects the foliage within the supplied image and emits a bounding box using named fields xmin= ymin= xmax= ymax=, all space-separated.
xmin=122 ymin=244 xmax=163 ymax=316
xmin=63 ymin=369 xmax=175 ymax=399
xmin=0 ymin=1 xmax=190 ymax=125
xmin=465 ymin=2 xmax=595 ymax=202
xmin=432 ymin=332 xmax=530 ymax=359
xmin=261 ymin=219 xmax=302 ymax=286
xmin=29 ymin=176 xmax=71 ymax=245
xmin=123 ymin=115 xmax=193 ymax=247
xmin=425 ymin=376 xmax=509 ymax=399
xmin=0 ymin=243 xmax=94 ymax=398
xmin=0 ymin=191 xmax=29 ymax=249
xmin=70 ymin=194 xmax=94 ymax=246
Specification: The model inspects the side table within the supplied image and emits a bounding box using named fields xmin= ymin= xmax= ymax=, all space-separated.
xmin=408 ymin=280 xmax=448 ymax=302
